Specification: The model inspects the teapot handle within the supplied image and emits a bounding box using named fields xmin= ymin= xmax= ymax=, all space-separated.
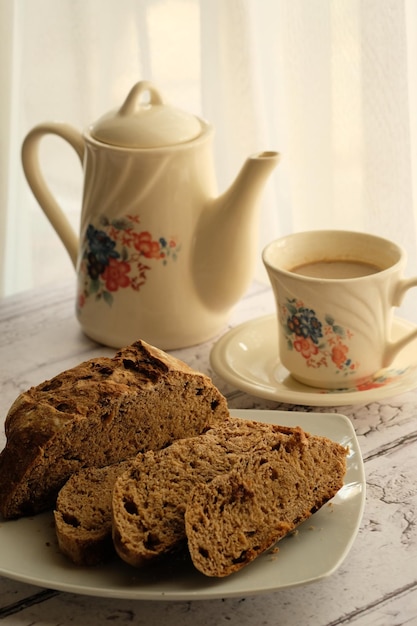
xmin=21 ymin=123 xmax=85 ymax=268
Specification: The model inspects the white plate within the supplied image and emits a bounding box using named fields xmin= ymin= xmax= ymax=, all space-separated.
xmin=211 ymin=316 xmax=417 ymax=407
xmin=0 ymin=409 xmax=365 ymax=601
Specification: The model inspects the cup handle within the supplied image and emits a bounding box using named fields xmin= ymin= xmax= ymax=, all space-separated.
xmin=21 ymin=122 xmax=85 ymax=267
xmin=384 ymin=276 xmax=417 ymax=365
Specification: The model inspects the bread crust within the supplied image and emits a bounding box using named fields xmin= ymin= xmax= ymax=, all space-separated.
xmin=0 ymin=340 xmax=229 ymax=519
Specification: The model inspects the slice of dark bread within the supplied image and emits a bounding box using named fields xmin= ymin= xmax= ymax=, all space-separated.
xmin=57 ymin=417 xmax=291 ymax=566
xmin=0 ymin=340 xmax=229 ymax=519
xmin=54 ymin=461 xmax=132 ymax=565
xmin=185 ymin=437 xmax=347 ymax=577
xmin=112 ymin=417 xmax=346 ymax=569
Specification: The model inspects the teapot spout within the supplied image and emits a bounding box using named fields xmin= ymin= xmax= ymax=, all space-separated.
xmin=194 ymin=151 xmax=280 ymax=312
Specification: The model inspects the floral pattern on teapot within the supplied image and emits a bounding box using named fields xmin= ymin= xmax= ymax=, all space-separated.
xmin=280 ymin=298 xmax=360 ymax=378
xmin=77 ymin=215 xmax=180 ymax=309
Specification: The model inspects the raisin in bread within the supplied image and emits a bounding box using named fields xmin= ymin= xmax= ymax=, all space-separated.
xmin=112 ymin=417 xmax=347 ymax=569
xmin=54 ymin=461 xmax=132 ymax=566
xmin=185 ymin=437 xmax=347 ymax=577
xmin=0 ymin=340 xmax=229 ymax=519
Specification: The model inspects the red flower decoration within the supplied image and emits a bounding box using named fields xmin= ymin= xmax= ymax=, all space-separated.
xmin=331 ymin=343 xmax=349 ymax=368
xmin=102 ymin=258 xmax=131 ymax=292
xmin=133 ymin=232 xmax=163 ymax=259
xmin=78 ymin=293 xmax=85 ymax=308
xmin=294 ymin=337 xmax=319 ymax=359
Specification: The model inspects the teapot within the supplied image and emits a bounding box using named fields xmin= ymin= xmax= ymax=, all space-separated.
xmin=22 ymin=81 xmax=279 ymax=349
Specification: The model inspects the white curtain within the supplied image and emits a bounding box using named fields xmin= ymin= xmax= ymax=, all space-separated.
xmin=2 ymin=0 xmax=417 ymax=320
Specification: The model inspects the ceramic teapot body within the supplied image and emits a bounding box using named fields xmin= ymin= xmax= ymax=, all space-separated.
xmin=22 ymin=82 xmax=279 ymax=349
xmin=78 ymin=123 xmax=220 ymax=348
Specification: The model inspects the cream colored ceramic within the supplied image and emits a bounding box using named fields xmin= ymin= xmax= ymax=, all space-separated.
xmin=21 ymin=81 xmax=279 ymax=349
xmin=262 ymin=230 xmax=417 ymax=389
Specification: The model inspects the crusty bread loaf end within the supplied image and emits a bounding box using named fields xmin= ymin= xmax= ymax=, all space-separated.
xmin=0 ymin=340 xmax=229 ymax=519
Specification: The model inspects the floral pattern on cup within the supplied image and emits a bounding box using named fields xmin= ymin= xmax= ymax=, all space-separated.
xmin=77 ymin=214 xmax=180 ymax=309
xmin=280 ymin=298 xmax=359 ymax=377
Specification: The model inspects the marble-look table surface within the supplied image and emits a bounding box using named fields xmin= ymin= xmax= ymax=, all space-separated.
xmin=0 ymin=280 xmax=416 ymax=625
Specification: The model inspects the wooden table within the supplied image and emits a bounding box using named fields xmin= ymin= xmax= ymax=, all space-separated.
xmin=1 ymin=281 xmax=416 ymax=625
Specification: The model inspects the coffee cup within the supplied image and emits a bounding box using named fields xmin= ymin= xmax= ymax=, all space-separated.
xmin=262 ymin=230 xmax=417 ymax=389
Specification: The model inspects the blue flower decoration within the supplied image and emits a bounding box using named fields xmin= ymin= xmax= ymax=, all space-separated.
xmin=86 ymin=225 xmax=119 ymax=266
xmin=287 ymin=307 xmax=323 ymax=344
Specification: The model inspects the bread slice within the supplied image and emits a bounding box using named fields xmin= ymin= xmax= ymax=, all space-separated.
xmin=185 ymin=435 xmax=347 ymax=578
xmin=57 ymin=417 xmax=289 ymax=566
xmin=0 ymin=340 xmax=229 ymax=519
xmin=112 ymin=417 xmax=346 ymax=569
xmin=54 ymin=461 xmax=132 ymax=565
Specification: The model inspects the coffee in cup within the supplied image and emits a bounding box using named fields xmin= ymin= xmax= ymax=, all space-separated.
xmin=262 ymin=230 xmax=417 ymax=389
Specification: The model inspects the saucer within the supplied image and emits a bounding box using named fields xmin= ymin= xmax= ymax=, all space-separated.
xmin=210 ymin=315 xmax=417 ymax=406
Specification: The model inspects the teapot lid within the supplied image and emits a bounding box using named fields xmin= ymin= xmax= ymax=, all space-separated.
xmin=90 ymin=81 xmax=203 ymax=148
